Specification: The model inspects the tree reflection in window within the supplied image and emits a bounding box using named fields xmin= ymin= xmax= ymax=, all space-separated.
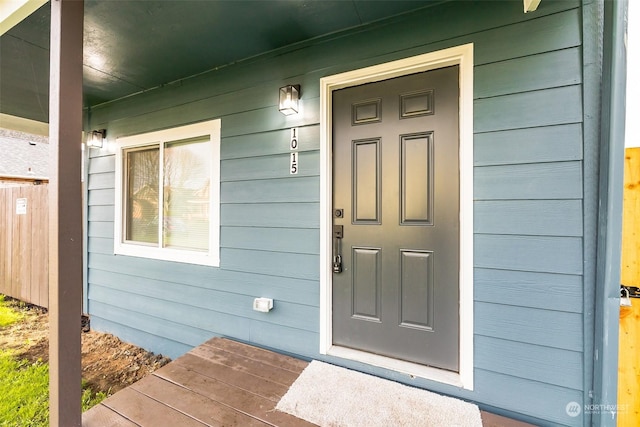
xmin=163 ymin=137 xmax=210 ymax=251
xmin=124 ymin=136 xmax=210 ymax=251
xmin=125 ymin=146 xmax=159 ymax=244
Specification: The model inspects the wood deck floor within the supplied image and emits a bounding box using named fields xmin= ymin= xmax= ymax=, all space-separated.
xmin=82 ymin=337 xmax=534 ymax=427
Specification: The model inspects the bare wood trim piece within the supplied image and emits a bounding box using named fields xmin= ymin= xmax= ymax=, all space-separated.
xmin=618 ymin=147 xmax=640 ymax=426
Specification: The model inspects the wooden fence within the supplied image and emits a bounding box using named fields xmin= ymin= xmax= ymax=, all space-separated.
xmin=0 ymin=184 xmax=48 ymax=308
xmin=619 ymin=147 xmax=640 ymax=426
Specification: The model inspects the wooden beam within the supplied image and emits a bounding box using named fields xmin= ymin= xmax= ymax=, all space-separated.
xmin=48 ymin=0 xmax=84 ymax=426
xmin=0 ymin=0 xmax=47 ymax=35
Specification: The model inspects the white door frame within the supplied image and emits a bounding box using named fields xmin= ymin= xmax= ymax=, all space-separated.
xmin=319 ymin=43 xmax=474 ymax=390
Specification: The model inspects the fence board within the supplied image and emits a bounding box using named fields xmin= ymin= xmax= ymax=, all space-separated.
xmin=0 ymin=184 xmax=49 ymax=308
xmin=0 ymin=189 xmax=11 ymax=296
xmin=31 ymin=185 xmax=48 ymax=307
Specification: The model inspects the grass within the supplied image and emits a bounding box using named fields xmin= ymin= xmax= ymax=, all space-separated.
xmin=0 ymin=350 xmax=49 ymax=426
xmin=0 ymin=295 xmax=23 ymax=327
xmin=0 ymin=297 xmax=108 ymax=426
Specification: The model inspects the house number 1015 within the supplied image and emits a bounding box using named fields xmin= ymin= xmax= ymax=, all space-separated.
xmin=290 ymin=128 xmax=299 ymax=175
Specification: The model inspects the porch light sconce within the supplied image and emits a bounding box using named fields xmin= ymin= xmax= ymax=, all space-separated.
xmin=279 ymin=84 xmax=300 ymax=115
xmin=87 ymin=129 xmax=106 ymax=148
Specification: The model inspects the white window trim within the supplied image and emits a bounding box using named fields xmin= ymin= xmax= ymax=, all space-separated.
xmin=113 ymin=119 xmax=221 ymax=267
xmin=319 ymin=44 xmax=474 ymax=390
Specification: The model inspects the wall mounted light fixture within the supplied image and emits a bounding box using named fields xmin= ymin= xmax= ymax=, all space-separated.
xmin=87 ymin=129 xmax=106 ymax=148
xmin=279 ymin=84 xmax=300 ymax=115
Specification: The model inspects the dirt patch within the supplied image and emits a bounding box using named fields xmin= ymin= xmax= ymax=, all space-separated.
xmin=0 ymin=301 xmax=48 ymax=355
xmin=0 ymin=298 xmax=171 ymax=395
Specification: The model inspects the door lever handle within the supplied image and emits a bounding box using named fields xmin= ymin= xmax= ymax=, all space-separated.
xmin=333 ymin=255 xmax=343 ymax=274
xmin=333 ymin=225 xmax=343 ymax=273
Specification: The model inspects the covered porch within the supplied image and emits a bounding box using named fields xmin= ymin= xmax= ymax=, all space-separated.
xmin=1 ymin=0 xmax=628 ymax=426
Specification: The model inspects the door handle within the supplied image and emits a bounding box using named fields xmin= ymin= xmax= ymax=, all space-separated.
xmin=333 ymin=225 xmax=343 ymax=273
xmin=333 ymin=255 xmax=343 ymax=274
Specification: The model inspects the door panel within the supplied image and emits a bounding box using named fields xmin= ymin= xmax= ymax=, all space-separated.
xmin=400 ymin=250 xmax=434 ymax=330
xmin=352 ymin=139 xmax=381 ymax=223
xmin=352 ymin=247 xmax=382 ymax=321
xmin=401 ymin=133 xmax=434 ymax=224
xmin=332 ymin=66 xmax=460 ymax=371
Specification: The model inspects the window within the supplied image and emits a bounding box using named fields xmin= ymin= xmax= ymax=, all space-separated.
xmin=114 ymin=120 xmax=220 ymax=266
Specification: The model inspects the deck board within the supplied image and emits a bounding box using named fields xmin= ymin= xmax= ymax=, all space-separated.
xmin=83 ymin=337 xmax=535 ymax=427
xmin=202 ymin=337 xmax=308 ymax=373
xmin=101 ymin=387 xmax=207 ymax=426
xmin=154 ymin=362 xmax=315 ymax=427
xmin=481 ymin=412 xmax=538 ymax=427
xmin=190 ymin=343 xmax=300 ymax=385
xmin=173 ymin=352 xmax=290 ymax=401
xmin=83 ymin=337 xmax=315 ymax=427
xmin=82 ymin=404 xmax=139 ymax=427
xmin=131 ymin=375 xmax=270 ymax=426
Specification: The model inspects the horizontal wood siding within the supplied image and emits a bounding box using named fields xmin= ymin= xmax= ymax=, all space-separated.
xmin=474 ymin=268 xmax=583 ymax=313
xmin=475 ymin=161 xmax=583 ymax=200
xmin=85 ymin=1 xmax=588 ymax=425
xmin=473 ymin=370 xmax=583 ymax=426
xmin=474 ymin=200 xmax=583 ymax=236
xmin=88 ymin=265 xmax=318 ymax=306
xmin=474 ymin=235 xmax=583 ymax=275
xmin=475 ymin=336 xmax=583 ymax=390
xmin=474 ymin=124 xmax=583 ymax=166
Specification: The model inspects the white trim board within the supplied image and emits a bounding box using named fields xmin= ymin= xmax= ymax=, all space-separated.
xmin=319 ymin=43 xmax=474 ymax=390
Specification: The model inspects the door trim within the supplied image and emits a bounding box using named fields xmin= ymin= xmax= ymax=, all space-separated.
xmin=319 ymin=43 xmax=474 ymax=390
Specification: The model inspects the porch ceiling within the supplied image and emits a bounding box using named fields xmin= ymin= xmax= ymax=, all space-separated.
xmin=0 ymin=0 xmax=438 ymax=127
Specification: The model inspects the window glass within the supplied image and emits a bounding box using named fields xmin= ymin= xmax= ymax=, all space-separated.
xmin=125 ymin=146 xmax=159 ymax=244
xmin=114 ymin=119 xmax=220 ymax=267
xmin=163 ymin=137 xmax=210 ymax=251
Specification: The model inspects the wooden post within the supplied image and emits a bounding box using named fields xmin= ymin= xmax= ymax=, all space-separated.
xmin=49 ymin=1 xmax=84 ymax=426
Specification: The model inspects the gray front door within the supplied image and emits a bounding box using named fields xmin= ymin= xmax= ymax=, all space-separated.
xmin=332 ymin=66 xmax=460 ymax=371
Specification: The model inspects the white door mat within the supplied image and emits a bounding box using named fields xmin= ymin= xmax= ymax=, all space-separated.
xmin=276 ymin=360 xmax=482 ymax=427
